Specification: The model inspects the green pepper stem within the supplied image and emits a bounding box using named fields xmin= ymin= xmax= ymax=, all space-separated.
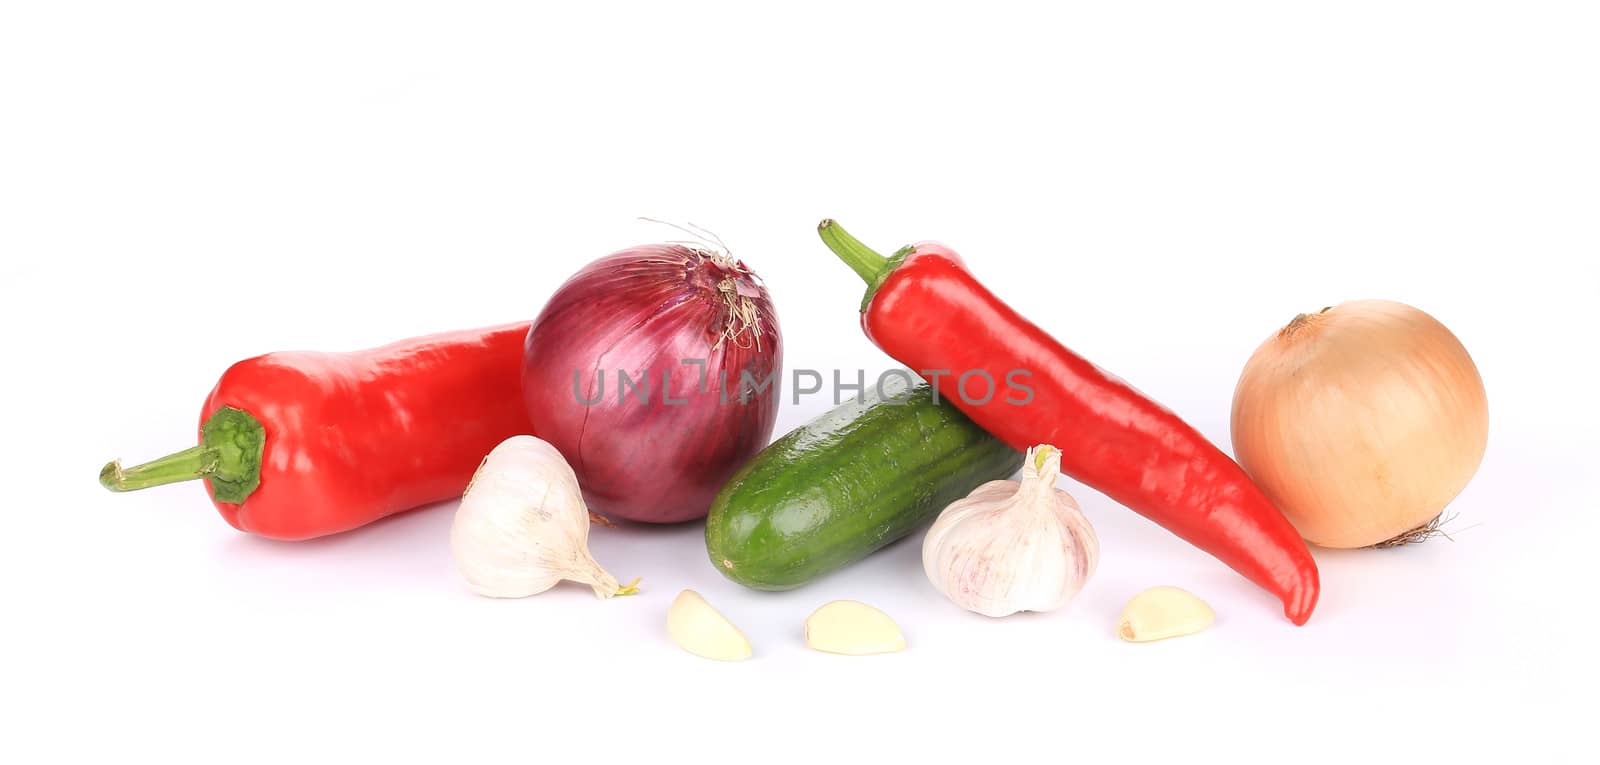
xmin=817 ymin=219 xmax=890 ymax=286
xmin=98 ymin=406 xmax=267 ymax=503
xmin=100 ymin=446 xmax=217 ymax=492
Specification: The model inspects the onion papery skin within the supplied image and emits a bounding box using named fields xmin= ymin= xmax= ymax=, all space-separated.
xmin=1230 ymin=300 xmax=1488 ymax=549
xmin=523 ymin=245 xmax=781 ymax=524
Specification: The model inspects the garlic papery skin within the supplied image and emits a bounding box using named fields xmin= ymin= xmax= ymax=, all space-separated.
xmin=922 ymin=445 xmax=1099 ymax=617
xmin=450 ymin=435 xmax=632 ymax=599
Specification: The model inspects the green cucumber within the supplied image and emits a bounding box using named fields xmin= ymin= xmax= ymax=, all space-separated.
xmin=705 ymin=381 xmax=1023 ymax=590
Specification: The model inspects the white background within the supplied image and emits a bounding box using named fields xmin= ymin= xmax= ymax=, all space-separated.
xmin=4 ymin=1 xmax=1597 ymax=762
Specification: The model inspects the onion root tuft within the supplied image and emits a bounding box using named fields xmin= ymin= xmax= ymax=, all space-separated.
xmin=1370 ymin=512 xmax=1461 ymax=548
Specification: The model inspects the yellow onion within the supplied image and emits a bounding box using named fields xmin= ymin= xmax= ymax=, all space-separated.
xmin=1231 ymin=300 xmax=1488 ymax=548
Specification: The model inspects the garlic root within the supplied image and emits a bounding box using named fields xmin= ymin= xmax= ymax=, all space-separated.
xmin=667 ymin=590 xmax=752 ymax=661
xmin=1117 ymin=586 xmax=1215 ymax=642
xmin=804 ymin=601 xmax=905 ymax=655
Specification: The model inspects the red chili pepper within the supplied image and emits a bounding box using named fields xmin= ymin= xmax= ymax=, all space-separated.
xmin=818 ymin=220 xmax=1320 ymax=625
xmin=99 ymin=323 xmax=536 ymax=540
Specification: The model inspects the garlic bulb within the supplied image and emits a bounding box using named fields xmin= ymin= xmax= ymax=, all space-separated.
xmin=450 ymin=435 xmax=635 ymax=598
xmin=922 ymin=445 xmax=1099 ymax=617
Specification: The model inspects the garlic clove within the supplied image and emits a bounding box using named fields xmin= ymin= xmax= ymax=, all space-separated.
xmin=667 ymin=590 xmax=752 ymax=661
xmin=1117 ymin=586 xmax=1215 ymax=643
xmin=804 ymin=600 xmax=905 ymax=656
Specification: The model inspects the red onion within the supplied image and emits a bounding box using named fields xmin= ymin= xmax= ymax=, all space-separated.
xmin=523 ymin=244 xmax=782 ymax=523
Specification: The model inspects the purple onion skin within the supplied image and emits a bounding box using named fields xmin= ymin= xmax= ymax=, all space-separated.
xmin=522 ymin=245 xmax=782 ymax=524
